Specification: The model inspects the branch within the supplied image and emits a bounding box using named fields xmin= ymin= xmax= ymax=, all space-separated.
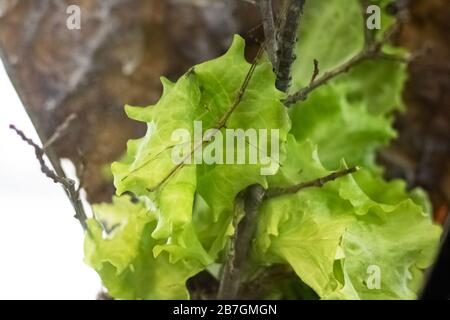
xmin=43 ymin=113 xmax=77 ymax=149
xmin=217 ymin=184 xmax=266 ymax=299
xmin=9 ymin=125 xmax=88 ymax=229
xmin=218 ymin=2 xmax=304 ymax=298
xmin=0 ymin=41 xmax=88 ymax=230
xmin=284 ymin=45 xmax=408 ymax=105
xmin=360 ymin=0 xmax=375 ymax=49
xmin=256 ymin=0 xmax=278 ymax=68
xmin=284 ymin=7 xmax=408 ymax=106
xmin=285 ymin=51 xmax=364 ymax=105
xmin=266 ymin=166 xmax=359 ymax=198
xmin=75 ymin=148 xmax=87 ymax=197
xmin=275 ymin=0 xmax=306 ymax=92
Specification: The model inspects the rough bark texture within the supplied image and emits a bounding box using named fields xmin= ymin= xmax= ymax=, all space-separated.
xmin=0 ymin=0 xmax=258 ymax=203
xmin=381 ymin=0 xmax=450 ymax=224
xmin=275 ymin=0 xmax=305 ymax=92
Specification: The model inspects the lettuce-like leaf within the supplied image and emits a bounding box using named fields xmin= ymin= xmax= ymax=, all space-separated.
xmin=84 ymin=196 xmax=203 ymax=299
xmin=255 ymin=139 xmax=354 ymax=297
xmin=330 ymin=199 xmax=441 ymax=300
xmin=289 ymin=0 xmax=406 ymax=171
xmin=255 ymin=137 xmax=440 ymax=299
xmin=292 ymin=0 xmax=398 ymax=94
xmin=289 ymin=85 xmax=396 ymax=170
xmin=111 ymin=35 xmax=290 ymax=260
xmin=112 ymin=74 xmax=200 ymax=240
xmin=85 ymin=2 xmax=441 ymax=299
xmin=327 ymin=170 xmax=441 ymax=299
xmin=292 ymin=0 xmax=364 ymax=90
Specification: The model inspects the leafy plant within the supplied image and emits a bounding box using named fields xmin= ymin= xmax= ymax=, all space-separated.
xmin=84 ymin=0 xmax=441 ymax=300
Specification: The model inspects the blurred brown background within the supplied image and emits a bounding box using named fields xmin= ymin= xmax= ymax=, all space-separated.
xmin=0 ymin=0 xmax=448 ymax=223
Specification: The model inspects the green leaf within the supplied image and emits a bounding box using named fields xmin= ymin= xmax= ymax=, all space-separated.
xmin=328 ymin=174 xmax=442 ymax=299
xmin=327 ymin=170 xmax=441 ymax=300
xmin=292 ymin=0 xmax=397 ymax=90
xmin=255 ymin=137 xmax=440 ymax=299
xmin=112 ymin=35 xmax=290 ymax=260
xmin=256 ymin=194 xmax=353 ymax=297
xmin=292 ymin=0 xmax=364 ymax=90
xmin=85 ymin=10 xmax=440 ymax=299
xmin=193 ymin=35 xmax=290 ymax=222
xmin=289 ymin=0 xmax=407 ymax=170
xmin=334 ymin=58 xmax=407 ymax=115
xmin=289 ymin=85 xmax=396 ymax=170
xmin=112 ymin=74 xmax=200 ymax=239
xmin=255 ymin=138 xmax=355 ymax=297
xmin=292 ymin=0 xmax=405 ymax=116
xmin=84 ymin=196 xmax=203 ymax=299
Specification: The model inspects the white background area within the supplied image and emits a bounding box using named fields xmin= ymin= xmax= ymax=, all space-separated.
xmin=0 ymin=60 xmax=100 ymax=299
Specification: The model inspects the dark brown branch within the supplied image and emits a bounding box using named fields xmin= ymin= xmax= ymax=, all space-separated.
xmin=218 ymin=1 xmax=304 ymax=299
xmin=217 ymin=184 xmax=266 ymax=299
xmin=9 ymin=124 xmax=88 ymax=229
xmin=266 ymin=166 xmax=359 ymax=198
xmin=275 ymin=0 xmax=305 ymax=92
xmin=257 ymin=0 xmax=278 ymax=68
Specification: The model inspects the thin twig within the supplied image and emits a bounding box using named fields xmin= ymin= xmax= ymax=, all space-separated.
xmin=43 ymin=113 xmax=77 ymax=149
xmin=0 ymin=47 xmax=66 ymax=181
xmin=9 ymin=124 xmax=88 ymax=229
xmin=143 ymin=45 xmax=266 ymax=192
xmin=265 ymin=166 xmax=359 ymax=198
xmin=217 ymin=185 xmax=266 ymax=299
xmin=215 ymin=44 xmax=272 ymax=300
xmin=75 ymin=148 xmax=86 ymax=197
xmin=284 ymin=6 xmax=408 ymax=106
xmin=0 ymin=40 xmax=88 ymax=230
xmin=285 ymin=51 xmax=367 ymax=104
xmin=256 ymin=0 xmax=278 ymax=68
xmin=284 ymin=43 xmax=407 ymax=106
